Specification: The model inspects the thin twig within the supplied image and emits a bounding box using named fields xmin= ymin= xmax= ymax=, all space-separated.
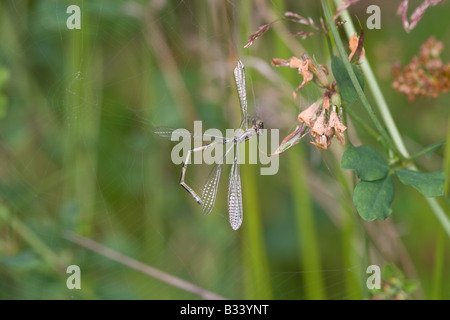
xmin=63 ymin=231 xmax=227 ymax=300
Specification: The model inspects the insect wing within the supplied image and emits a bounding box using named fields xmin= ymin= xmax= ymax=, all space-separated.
xmin=153 ymin=127 xmax=192 ymax=140
xmin=227 ymin=156 xmax=243 ymax=230
xmin=201 ymin=163 xmax=222 ymax=216
xmin=234 ymin=60 xmax=248 ymax=128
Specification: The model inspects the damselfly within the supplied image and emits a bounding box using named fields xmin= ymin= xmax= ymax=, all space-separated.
xmin=154 ymin=60 xmax=263 ymax=230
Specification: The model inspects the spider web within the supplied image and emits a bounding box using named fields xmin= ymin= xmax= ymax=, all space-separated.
xmin=0 ymin=0 xmax=374 ymax=300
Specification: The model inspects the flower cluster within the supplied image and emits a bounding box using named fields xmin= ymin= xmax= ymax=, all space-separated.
xmin=270 ymin=51 xmax=351 ymax=154
xmin=392 ymin=36 xmax=450 ymax=101
xmin=272 ymin=92 xmax=347 ymax=154
xmin=349 ymin=32 xmax=365 ymax=63
xmin=254 ymin=18 xmax=365 ymax=155
xmin=300 ymin=93 xmax=347 ymax=150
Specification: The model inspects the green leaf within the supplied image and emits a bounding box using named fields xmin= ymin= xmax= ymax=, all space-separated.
xmin=331 ymin=56 xmax=364 ymax=104
xmin=353 ymin=175 xmax=394 ymax=221
xmin=301 ymin=80 xmax=323 ymax=104
xmin=341 ymin=144 xmax=389 ymax=181
xmin=395 ymin=169 xmax=446 ymax=198
xmin=403 ymin=279 xmax=418 ymax=294
xmin=382 ymin=263 xmax=404 ymax=282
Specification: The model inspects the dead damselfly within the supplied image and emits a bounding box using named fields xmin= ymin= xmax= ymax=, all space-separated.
xmin=154 ymin=60 xmax=264 ymax=230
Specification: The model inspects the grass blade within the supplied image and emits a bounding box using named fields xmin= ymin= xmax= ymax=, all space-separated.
xmin=289 ymin=146 xmax=326 ymax=299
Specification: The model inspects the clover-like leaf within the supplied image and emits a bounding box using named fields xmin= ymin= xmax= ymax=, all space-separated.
xmin=395 ymin=169 xmax=446 ymax=198
xmin=331 ymin=56 xmax=364 ymax=104
xmin=341 ymin=144 xmax=389 ymax=181
xmin=353 ymin=174 xmax=394 ymax=221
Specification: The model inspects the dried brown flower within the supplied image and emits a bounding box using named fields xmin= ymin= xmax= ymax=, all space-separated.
xmin=271 ymin=56 xmax=313 ymax=90
xmin=298 ymin=99 xmax=321 ymax=127
xmin=322 ymin=95 xmax=330 ymax=111
xmin=311 ymin=108 xmax=328 ymax=138
xmin=271 ymin=49 xmax=348 ymax=152
xmin=272 ymin=54 xmax=329 ymax=91
xmin=271 ymin=56 xmax=302 ymax=69
xmin=349 ymin=31 xmax=365 ymax=63
xmin=311 ymin=134 xmax=331 ymax=150
xmin=328 ymin=106 xmax=347 ymax=145
xmin=292 ymin=95 xmax=346 ymax=151
xmin=298 ymin=59 xmax=314 ymax=90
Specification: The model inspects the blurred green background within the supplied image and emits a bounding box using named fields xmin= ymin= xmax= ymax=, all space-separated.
xmin=0 ymin=0 xmax=449 ymax=300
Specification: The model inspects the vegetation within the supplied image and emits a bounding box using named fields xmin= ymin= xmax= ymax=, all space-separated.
xmin=0 ymin=0 xmax=449 ymax=300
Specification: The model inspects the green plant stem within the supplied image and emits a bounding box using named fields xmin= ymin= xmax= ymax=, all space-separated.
xmin=0 ymin=206 xmax=60 ymax=270
xmin=431 ymin=229 xmax=445 ymax=299
xmin=239 ymin=1 xmax=272 ymax=300
xmin=331 ymin=148 xmax=364 ymax=299
xmin=142 ymin=40 xmax=170 ymax=299
xmin=346 ymin=108 xmax=381 ymax=143
xmin=64 ymin=14 xmax=100 ymax=236
xmin=289 ymin=148 xmax=326 ymax=300
xmin=241 ymin=162 xmax=273 ymax=299
xmin=335 ymin=1 xmax=410 ymax=159
xmin=322 ymin=0 xmax=397 ymax=156
xmin=409 ymin=141 xmax=446 ymax=160
xmin=445 ymin=116 xmax=450 ymax=195
xmin=325 ymin=0 xmax=450 ymax=239
xmin=321 ymin=4 xmax=336 ymax=59
xmin=270 ymin=0 xmax=326 ymax=299
xmin=340 ymin=200 xmax=363 ymax=299
xmin=425 ymin=197 xmax=450 ymax=238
